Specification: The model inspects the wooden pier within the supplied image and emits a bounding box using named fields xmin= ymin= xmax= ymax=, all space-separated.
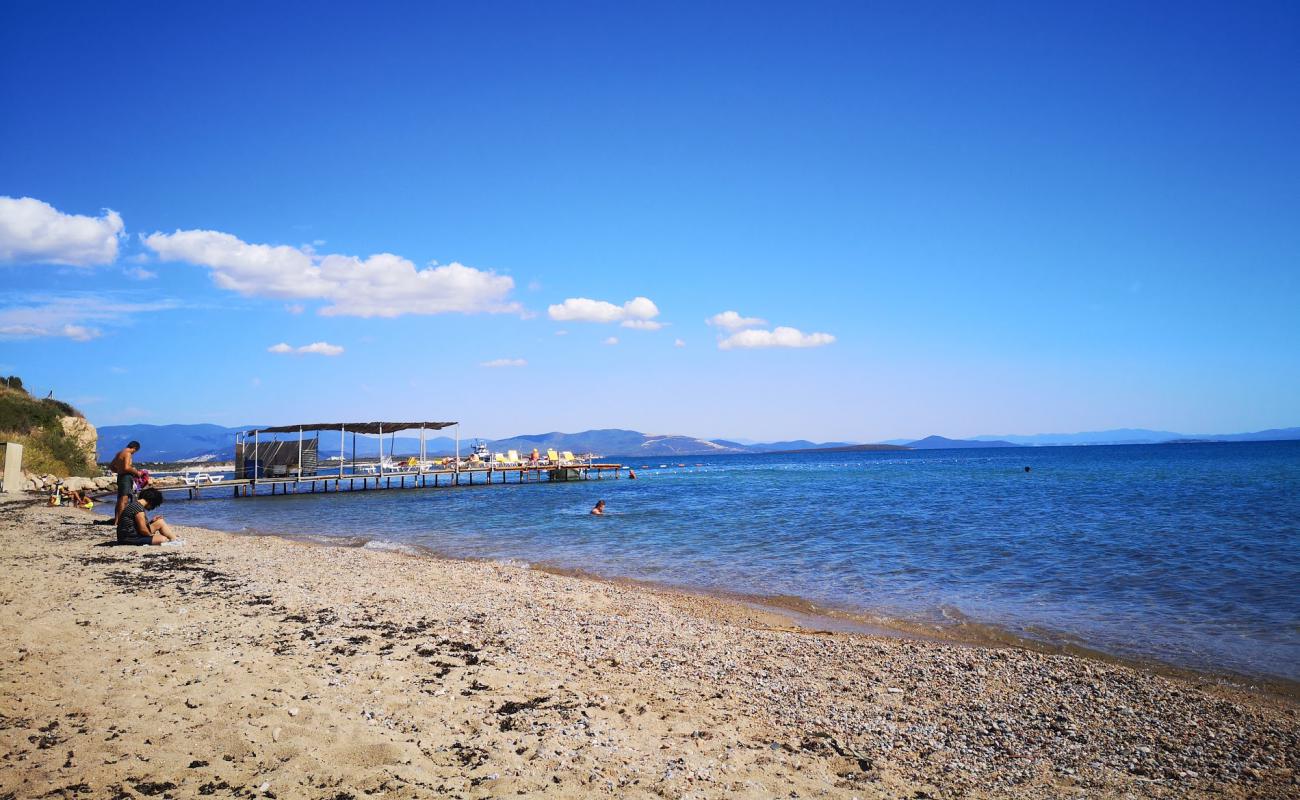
xmin=126 ymin=420 xmax=627 ymax=502
xmin=153 ymin=463 xmax=624 ymax=501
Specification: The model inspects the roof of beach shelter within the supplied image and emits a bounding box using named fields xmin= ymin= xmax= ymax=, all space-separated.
xmin=249 ymin=422 xmax=457 ymax=435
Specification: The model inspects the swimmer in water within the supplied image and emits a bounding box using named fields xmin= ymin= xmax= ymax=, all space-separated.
xmin=628 ymin=469 xmax=636 ymax=479
xmin=591 ymin=499 xmax=606 ymax=515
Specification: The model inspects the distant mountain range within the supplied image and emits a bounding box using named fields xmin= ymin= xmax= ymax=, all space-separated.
xmin=94 ymin=423 xmax=1300 ymax=463
xmin=965 ymin=427 xmax=1300 ymax=446
xmin=94 ymin=425 xmax=865 ymax=462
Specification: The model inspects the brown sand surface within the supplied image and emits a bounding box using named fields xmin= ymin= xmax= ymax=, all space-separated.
xmin=1 ymin=502 xmax=1296 ymax=799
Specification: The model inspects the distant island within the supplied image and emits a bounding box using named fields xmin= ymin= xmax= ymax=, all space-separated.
xmin=771 ymin=443 xmax=911 ymax=454
xmin=904 ymin=435 xmax=1021 ymax=450
xmin=775 ymin=435 xmax=1020 ymax=454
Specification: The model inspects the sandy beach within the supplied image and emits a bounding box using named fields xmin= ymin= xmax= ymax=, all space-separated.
xmin=1 ymin=502 xmax=1296 ymax=799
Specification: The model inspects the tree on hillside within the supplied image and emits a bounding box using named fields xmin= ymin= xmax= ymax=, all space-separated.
xmin=3 ymin=376 xmax=24 ymax=392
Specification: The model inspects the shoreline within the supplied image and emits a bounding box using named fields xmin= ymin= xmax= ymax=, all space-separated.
xmin=193 ymin=514 xmax=1300 ymax=700
xmin=529 ymin=562 xmax=1300 ymax=703
xmin=3 ymin=501 xmax=1297 ymax=798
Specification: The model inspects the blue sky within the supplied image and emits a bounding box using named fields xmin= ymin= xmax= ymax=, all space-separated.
xmin=2 ymin=1 xmax=1297 ymax=441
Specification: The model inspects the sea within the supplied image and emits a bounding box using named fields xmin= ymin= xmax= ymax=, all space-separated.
xmin=164 ymin=441 xmax=1300 ymax=685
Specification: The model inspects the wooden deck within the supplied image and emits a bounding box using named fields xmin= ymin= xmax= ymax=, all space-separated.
xmin=150 ymin=463 xmax=625 ymax=500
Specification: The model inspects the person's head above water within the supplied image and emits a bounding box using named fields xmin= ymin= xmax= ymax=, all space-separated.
xmin=591 ymin=499 xmax=606 ymax=515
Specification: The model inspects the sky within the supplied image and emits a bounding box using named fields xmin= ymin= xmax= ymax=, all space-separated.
xmin=1 ymin=1 xmax=1298 ymax=442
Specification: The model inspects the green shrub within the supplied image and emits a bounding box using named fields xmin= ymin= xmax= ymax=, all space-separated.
xmin=0 ymin=384 xmax=93 ymax=478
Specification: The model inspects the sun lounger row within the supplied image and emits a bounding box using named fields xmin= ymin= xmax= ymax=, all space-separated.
xmin=492 ymin=449 xmax=584 ymax=466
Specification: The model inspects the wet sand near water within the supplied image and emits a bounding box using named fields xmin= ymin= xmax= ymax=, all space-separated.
xmin=1 ymin=503 xmax=1297 ymax=798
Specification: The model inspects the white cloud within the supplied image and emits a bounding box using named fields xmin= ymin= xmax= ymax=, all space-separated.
xmin=298 ymin=341 xmax=344 ymax=356
xmin=269 ymin=341 xmax=344 ymax=356
xmin=674 ymin=338 xmax=686 ymax=348
xmin=707 ymin=310 xmax=767 ymax=331
xmin=0 ymin=322 xmax=101 ymax=341
xmin=603 ymin=336 xmax=619 ymax=345
xmin=284 ymin=303 xmax=305 ymax=315
xmin=125 ymin=267 xmax=157 ymax=280
xmin=60 ymin=324 xmax=100 ymax=341
xmin=547 ymin=296 xmax=661 ymax=329
xmin=0 ymin=196 xmax=124 ymax=267
xmin=717 ymin=326 xmax=836 ymax=350
xmin=0 ymin=294 xmax=176 ymax=341
xmin=554 ymin=329 xmax=568 ymax=336
xmin=621 ymin=319 xmax=665 ymax=330
xmin=480 ymin=358 xmax=527 ymax=368
xmin=144 ymin=228 xmax=520 ymax=318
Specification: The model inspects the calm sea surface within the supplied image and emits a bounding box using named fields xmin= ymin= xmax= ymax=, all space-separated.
xmin=165 ymin=441 xmax=1300 ymax=682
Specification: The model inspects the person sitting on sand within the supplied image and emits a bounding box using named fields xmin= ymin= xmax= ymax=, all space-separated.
xmin=591 ymin=499 xmax=606 ymax=515
xmin=116 ymin=487 xmax=177 ymax=546
xmin=110 ymin=440 xmax=146 ymax=526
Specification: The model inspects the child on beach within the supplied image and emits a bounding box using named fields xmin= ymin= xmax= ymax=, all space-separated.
xmin=62 ymin=485 xmax=92 ymax=509
xmin=116 ymin=487 xmax=177 ymax=545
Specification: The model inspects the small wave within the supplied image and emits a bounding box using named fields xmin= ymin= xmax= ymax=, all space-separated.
xmin=362 ymin=540 xmax=424 ymax=555
xmin=492 ymin=558 xmax=532 ymax=569
xmin=285 ymin=533 xmax=372 ymax=548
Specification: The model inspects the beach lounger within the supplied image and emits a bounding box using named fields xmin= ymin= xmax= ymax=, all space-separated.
xmin=507 ymin=450 xmax=520 ymax=464
xmin=547 ymin=449 xmax=559 ymax=463
xmin=494 ymin=453 xmax=508 ymax=465
xmin=561 ymin=451 xmax=575 ymax=464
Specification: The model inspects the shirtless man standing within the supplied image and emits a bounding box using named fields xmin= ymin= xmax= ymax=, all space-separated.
xmin=110 ymin=440 xmax=145 ymax=526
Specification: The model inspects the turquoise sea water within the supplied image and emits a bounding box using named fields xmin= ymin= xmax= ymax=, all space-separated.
xmin=165 ymin=441 xmax=1300 ymax=683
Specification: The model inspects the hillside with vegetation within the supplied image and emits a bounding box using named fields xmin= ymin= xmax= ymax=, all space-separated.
xmin=0 ymin=376 xmax=97 ymax=478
